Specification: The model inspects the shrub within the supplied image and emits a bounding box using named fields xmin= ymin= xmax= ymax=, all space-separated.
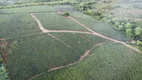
xmin=135 ymin=27 xmax=141 ymax=36
xmin=124 ymin=22 xmax=132 ymax=29
xmin=63 ymin=12 xmax=70 ymax=16
xmin=86 ymin=9 xmax=93 ymax=15
xmin=118 ymin=25 xmax=123 ymax=31
xmin=137 ymin=40 xmax=142 ymax=47
xmin=126 ymin=28 xmax=133 ymax=37
xmin=115 ymin=22 xmax=120 ymax=27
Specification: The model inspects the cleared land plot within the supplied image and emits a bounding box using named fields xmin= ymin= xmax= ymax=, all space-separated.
xmin=33 ymin=43 xmax=142 ymax=80
xmin=5 ymin=33 xmax=108 ymax=80
xmin=0 ymin=13 xmax=41 ymax=38
xmin=34 ymin=13 xmax=89 ymax=31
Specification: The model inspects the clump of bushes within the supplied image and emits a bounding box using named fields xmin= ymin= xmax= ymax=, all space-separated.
xmin=63 ymin=12 xmax=70 ymax=16
xmin=101 ymin=15 xmax=142 ymax=50
xmin=0 ymin=58 xmax=9 ymax=80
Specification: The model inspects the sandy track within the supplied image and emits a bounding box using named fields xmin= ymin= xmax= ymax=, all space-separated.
xmin=29 ymin=42 xmax=106 ymax=80
xmin=31 ymin=13 xmax=48 ymax=33
xmin=48 ymin=30 xmax=93 ymax=34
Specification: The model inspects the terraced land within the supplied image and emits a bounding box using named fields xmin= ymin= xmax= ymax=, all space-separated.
xmin=0 ymin=5 xmax=142 ymax=80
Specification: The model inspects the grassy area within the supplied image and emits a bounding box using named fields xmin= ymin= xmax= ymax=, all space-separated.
xmin=33 ymin=43 xmax=142 ymax=80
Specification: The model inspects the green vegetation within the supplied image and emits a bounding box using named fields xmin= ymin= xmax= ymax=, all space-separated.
xmin=0 ymin=64 xmax=9 ymax=80
xmin=63 ymin=12 xmax=70 ymax=16
xmin=102 ymin=16 xmax=142 ymax=49
xmin=33 ymin=43 xmax=142 ymax=80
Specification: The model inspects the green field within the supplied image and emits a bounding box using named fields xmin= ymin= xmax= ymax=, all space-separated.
xmin=0 ymin=5 xmax=141 ymax=80
xmin=33 ymin=43 xmax=142 ymax=80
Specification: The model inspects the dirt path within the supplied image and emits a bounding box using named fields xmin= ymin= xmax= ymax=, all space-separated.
xmin=48 ymin=30 xmax=93 ymax=34
xmin=29 ymin=42 xmax=106 ymax=80
xmin=31 ymin=13 xmax=48 ymax=33
xmin=57 ymin=10 xmax=142 ymax=53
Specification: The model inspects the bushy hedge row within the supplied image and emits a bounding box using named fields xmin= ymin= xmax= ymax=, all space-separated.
xmin=74 ymin=2 xmax=106 ymax=20
xmin=101 ymin=16 xmax=142 ymax=48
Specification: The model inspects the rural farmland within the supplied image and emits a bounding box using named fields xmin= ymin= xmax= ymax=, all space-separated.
xmin=0 ymin=0 xmax=142 ymax=80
